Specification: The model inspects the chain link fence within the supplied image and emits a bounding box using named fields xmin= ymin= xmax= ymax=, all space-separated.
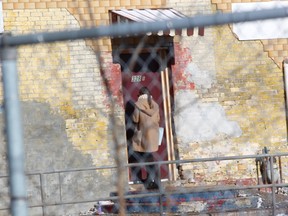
xmin=1 ymin=4 xmax=288 ymax=216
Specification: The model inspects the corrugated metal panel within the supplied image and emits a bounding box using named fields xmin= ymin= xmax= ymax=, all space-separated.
xmin=110 ymin=8 xmax=204 ymax=37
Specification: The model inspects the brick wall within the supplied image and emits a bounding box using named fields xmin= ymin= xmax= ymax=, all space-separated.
xmin=166 ymin=0 xmax=287 ymax=185
xmin=0 ymin=1 xmax=165 ymax=215
xmin=0 ymin=0 xmax=288 ymax=214
xmin=210 ymin=0 xmax=288 ymax=68
xmin=1 ymin=0 xmax=165 ymax=165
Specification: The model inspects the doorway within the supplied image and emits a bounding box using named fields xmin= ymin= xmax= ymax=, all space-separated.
xmin=112 ymin=36 xmax=177 ymax=182
xmin=119 ymin=52 xmax=177 ymax=182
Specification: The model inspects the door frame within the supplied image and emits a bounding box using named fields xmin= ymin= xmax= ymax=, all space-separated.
xmin=119 ymin=50 xmax=177 ymax=182
xmin=160 ymin=66 xmax=177 ymax=181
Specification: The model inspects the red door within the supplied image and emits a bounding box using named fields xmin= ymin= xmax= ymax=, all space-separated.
xmin=122 ymin=71 xmax=169 ymax=181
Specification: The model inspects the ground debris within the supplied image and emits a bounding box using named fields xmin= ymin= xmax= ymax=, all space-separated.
xmin=80 ymin=201 xmax=114 ymax=216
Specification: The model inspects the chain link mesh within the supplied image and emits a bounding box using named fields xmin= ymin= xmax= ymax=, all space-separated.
xmin=0 ymin=3 xmax=288 ymax=216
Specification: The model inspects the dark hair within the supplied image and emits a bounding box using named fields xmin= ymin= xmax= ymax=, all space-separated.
xmin=139 ymin=87 xmax=152 ymax=108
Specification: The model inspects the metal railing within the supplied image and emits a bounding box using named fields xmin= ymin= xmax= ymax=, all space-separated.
xmin=1 ymin=152 xmax=287 ymax=215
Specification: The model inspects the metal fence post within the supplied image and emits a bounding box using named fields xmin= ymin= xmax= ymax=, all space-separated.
xmin=0 ymin=46 xmax=28 ymax=216
xmin=270 ymin=157 xmax=276 ymax=216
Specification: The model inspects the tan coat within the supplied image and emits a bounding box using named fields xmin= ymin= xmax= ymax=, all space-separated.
xmin=132 ymin=97 xmax=160 ymax=152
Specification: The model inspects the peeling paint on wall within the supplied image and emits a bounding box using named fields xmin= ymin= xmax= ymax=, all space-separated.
xmin=105 ymin=62 xmax=123 ymax=106
xmin=172 ymin=43 xmax=195 ymax=91
xmin=184 ymin=62 xmax=215 ymax=89
xmin=174 ymin=90 xmax=242 ymax=143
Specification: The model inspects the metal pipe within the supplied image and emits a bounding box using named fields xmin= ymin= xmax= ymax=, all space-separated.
xmin=279 ymin=156 xmax=283 ymax=183
xmin=284 ymin=58 xmax=288 ymax=140
xmin=0 ymin=47 xmax=28 ymax=216
xmin=269 ymin=157 xmax=276 ymax=215
xmin=0 ymin=7 xmax=288 ymax=47
xmin=157 ymin=162 xmax=164 ymax=216
xmin=39 ymin=174 xmax=45 ymax=216
xmin=255 ymin=159 xmax=260 ymax=188
xmin=1 ymin=166 xmax=288 ymax=212
xmin=0 ymin=152 xmax=287 ymax=178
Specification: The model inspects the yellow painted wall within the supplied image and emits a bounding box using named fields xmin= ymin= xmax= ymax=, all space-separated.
xmin=1 ymin=1 xmax=165 ymax=167
xmin=1 ymin=0 xmax=287 ymax=184
xmin=167 ymin=0 xmax=288 ymax=184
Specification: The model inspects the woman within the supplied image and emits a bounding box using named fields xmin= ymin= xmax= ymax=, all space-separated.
xmin=131 ymin=86 xmax=160 ymax=190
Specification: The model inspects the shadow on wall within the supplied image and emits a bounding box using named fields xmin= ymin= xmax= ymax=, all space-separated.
xmin=0 ymin=101 xmax=116 ymax=214
xmin=18 ymin=101 xmax=93 ymax=171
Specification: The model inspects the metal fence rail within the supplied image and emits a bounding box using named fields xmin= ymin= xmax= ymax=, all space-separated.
xmin=1 ymin=152 xmax=287 ymax=215
xmin=0 ymin=7 xmax=288 ymax=46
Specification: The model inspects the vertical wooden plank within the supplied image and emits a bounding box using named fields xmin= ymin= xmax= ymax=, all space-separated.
xmin=164 ymin=67 xmax=176 ymax=181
